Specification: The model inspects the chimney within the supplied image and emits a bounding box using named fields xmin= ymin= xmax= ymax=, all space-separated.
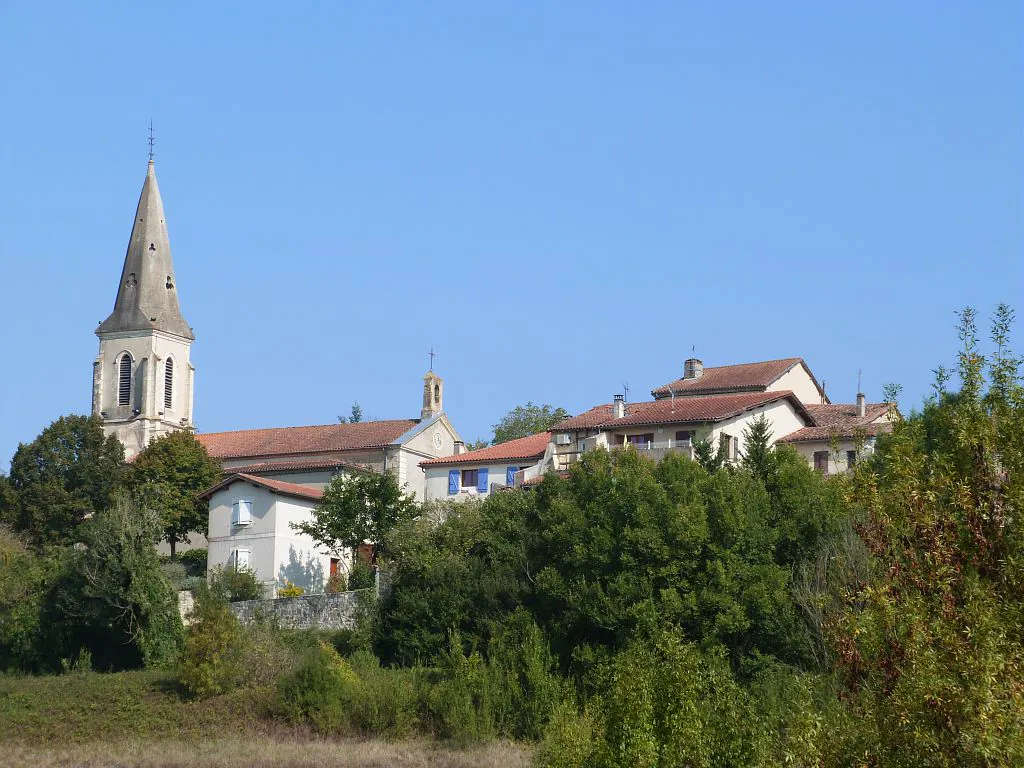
xmin=856 ymin=393 xmax=866 ymax=418
xmin=612 ymin=393 xmax=626 ymax=419
xmin=683 ymin=358 xmax=704 ymax=380
xmin=453 ymin=440 xmax=465 ymax=456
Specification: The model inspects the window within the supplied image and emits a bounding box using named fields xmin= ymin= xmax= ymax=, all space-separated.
xmin=118 ymin=353 xmax=132 ymax=406
xmin=232 ymin=499 xmax=253 ymax=526
xmin=719 ymin=433 xmax=738 ymax=460
xmin=461 ymin=468 xmax=479 ymax=489
xmin=627 ymin=433 xmax=655 ymax=448
xmin=846 ymin=450 xmax=857 ymax=468
xmin=813 ymin=451 xmax=829 ymax=474
xmin=433 ymin=384 xmax=440 ymax=404
xmin=330 ymin=558 xmax=340 ymax=577
xmin=231 ymin=548 xmax=251 ymax=570
xmin=674 ymin=430 xmax=692 ymax=446
xmin=448 ymin=469 xmax=459 ymax=495
xmin=164 ymin=358 xmax=174 ymax=410
xmin=506 ymin=466 xmax=518 ymax=486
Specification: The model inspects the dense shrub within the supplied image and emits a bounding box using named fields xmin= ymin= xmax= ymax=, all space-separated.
xmin=346 ymin=561 xmax=375 ymax=591
xmin=177 ymin=586 xmax=244 ymax=698
xmin=0 ymin=526 xmax=55 ymax=672
xmin=177 ymin=548 xmax=208 ymax=578
xmin=208 ymin=565 xmax=264 ymax=602
xmin=275 ymin=641 xmax=357 ymax=731
xmin=324 ymin=572 xmax=346 ymax=593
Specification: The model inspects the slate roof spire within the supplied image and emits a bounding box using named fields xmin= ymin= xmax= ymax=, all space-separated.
xmin=97 ymin=159 xmax=194 ymax=340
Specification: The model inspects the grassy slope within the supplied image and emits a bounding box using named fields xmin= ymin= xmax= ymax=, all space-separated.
xmin=0 ymin=671 xmax=531 ymax=767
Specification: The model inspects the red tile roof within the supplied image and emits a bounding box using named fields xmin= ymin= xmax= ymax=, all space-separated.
xmin=651 ymin=358 xmax=818 ymax=398
xmin=198 ymin=473 xmax=324 ymax=501
xmin=421 ymin=431 xmax=552 ymax=467
xmin=197 ymin=420 xmax=418 ymax=460
xmin=777 ymin=403 xmax=895 ymax=443
xmin=221 ymin=457 xmax=375 ymax=476
xmin=556 ymin=391 xmax=812 ymax=431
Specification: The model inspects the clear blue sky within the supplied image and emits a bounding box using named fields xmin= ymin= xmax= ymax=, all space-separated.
xmin=1 ymin=2 xmax=1021 ymax=467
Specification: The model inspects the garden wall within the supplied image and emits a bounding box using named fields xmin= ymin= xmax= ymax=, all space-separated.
xmin=226 ymin=589 xmax=372 ymax=630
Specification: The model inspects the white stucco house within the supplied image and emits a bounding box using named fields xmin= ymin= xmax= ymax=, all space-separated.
xmin=200 ymin=472 xmax=341 ymax=598
xmin=421 ymin=431 xmax=552 ymax=501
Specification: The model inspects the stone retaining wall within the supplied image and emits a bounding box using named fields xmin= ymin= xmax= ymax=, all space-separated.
xmin=227 ymin=589 xmax=373 ymax=630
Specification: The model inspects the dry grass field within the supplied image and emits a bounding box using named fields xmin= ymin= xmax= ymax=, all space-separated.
xmin=5 ymin=737 xmax=531 ymax=768
xmin=0 ymin=670 xmax=531 ymax=768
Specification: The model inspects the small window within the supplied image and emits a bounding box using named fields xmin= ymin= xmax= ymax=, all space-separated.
xmin=118 ymin=353 xmax=132 ymax=406
xmin=164 ymin=358 xmax=174 ymax=410
xmin=232 ymin=548 xmax=252 ymax=570
xmin=813 ymin=451 xmax=829 ymax=474
xmin=461 ymin=468 xmax=479 ymax=489
xmin=846 ymin=450 xmax=857 ymax=468
xmin=719 ymin=433 xmax=739 ymax=461
xmin=232 ymin=499 xmax=253 ymax=526
xmin=674 ymin=430 xmax=692 ymax=446
xmin=433 ymin=384 xmax=440 ymax=404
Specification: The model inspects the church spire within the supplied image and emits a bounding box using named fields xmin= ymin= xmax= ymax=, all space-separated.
xmin=96 ymin=159 xmax=193 ymax=340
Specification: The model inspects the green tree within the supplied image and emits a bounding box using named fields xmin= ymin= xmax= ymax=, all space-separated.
xmin=829 ymin=306 xmax=1024 ymax=765
xmin=43 ymin=496 xmax=183 ymax=669
xmin=741 ymin=414 xmax=774 ymax=481
xmin=0 ymin=525 xmax=56 ymax=672
xmin=8 ymin=415 xmax=125 ymax=547
xmin=126 ymin=430 xmax=221 ymax=557
xmin=292 ymin=471 xmax=418 ymax=559
xmin=349 ymin=402 xmax=363 ymax=423
xmin=492 ymin=402 xmax=569 ymax=444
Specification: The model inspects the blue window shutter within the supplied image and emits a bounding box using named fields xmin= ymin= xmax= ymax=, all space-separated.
xmin=477 ymin=467 xmax=489 ymax=493
xmin=506 ymin=467 xmax=518 ymax=486
xmin=448 ymin=469 xmax=459 ymax=495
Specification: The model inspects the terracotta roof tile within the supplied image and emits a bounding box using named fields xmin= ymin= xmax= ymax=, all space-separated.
xmin=778 ymin=403 xmax=895 ymax=443
xmin=222 ymin=457 xmax=376 ymax=476
xmin=198 ymin=472 xmax=324 ymax=501
xmin=197 ymin=420 xmax=418 ymax=460
xmin=421 ymin=431 xmax=551 ymax=467
xmin=557 ymin=391 xmax=811 ymax=431
xmin=652 ymin=358 xmax=813 ymax=397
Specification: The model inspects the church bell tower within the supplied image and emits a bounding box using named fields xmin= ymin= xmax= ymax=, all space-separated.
xmin=92 ymin=158 xmax=195 ymax=459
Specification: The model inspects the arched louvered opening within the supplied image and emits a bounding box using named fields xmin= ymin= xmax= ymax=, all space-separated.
xmin=164 ymin=358 xmax=174 ymax=410
xmin=118 ymin=354 xmax=132 ymax=406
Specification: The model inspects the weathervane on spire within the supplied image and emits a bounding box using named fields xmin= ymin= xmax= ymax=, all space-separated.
xmin=148 ymin=120 xmax=155 ymax=162
xmin=428 ymin=347 xmax=436 ymax=372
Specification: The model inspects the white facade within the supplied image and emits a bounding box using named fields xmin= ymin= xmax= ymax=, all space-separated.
xmin=205 ymin=478 xmax=349 ymax=597
xmin=767 ymin=363 xmax=825 ymax=406
xmin=424 ymin=461 xmax=531 ymax=502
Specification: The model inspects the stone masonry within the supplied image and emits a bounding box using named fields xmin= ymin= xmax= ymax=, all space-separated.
xmin=227 ymin=590 xmax=372 ymax=630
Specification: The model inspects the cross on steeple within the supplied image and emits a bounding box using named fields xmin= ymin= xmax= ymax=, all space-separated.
xmin=428 ymin=347 xmax=436 ymax=371
xmin=148 ymin=120 xmax=155 ymax=162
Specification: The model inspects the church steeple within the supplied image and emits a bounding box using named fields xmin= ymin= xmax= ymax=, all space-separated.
xmin=96 ymin=159 xmax=193 ymax=340
xmin=92 ymin=157 xmax=196 ymax=459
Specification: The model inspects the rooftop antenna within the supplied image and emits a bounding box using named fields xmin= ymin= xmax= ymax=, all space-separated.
xmin=148 ymin=120 xmax=155 ymax=162
xmin=428 ymin=347 xmax=436 ymax=372
xmin=622 ymin=381 xmax=630 ymax=403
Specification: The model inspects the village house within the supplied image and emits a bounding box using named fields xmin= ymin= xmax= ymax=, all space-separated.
xmin=777 ymin=397 xmax=894 ymax=475
xmin=421 ymin=431 xmax=552 ymax=501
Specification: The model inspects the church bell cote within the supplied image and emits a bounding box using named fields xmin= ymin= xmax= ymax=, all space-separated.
xmin=421 ymin=371 xmax=443 ymax=420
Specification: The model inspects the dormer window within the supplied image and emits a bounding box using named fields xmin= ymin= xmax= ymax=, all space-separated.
xmin=164 ymin=358 xmax=174 ymax=410
xmin=118 ymin=353 xmax=133 ymax=406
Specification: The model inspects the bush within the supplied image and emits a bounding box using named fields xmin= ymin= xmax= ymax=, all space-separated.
xmin=325 ymin=572 xmax=346 ymax=594
xmin=344 ymin=649 xmax=420 ymax=738
xmin=208 ymin=565 xmax=264 ymax=602
xmin=177 ymin=586 xmax=245 ymax=698
xmin=177 ymin=548 xmax=208 ymax=578
xmin=535 ymin=699 xmax=597 ymax=768
xmin=276 ymin=641 xmax=358 ymax=731
xmin=160 ymin=559 xmax=188 ymax=591
xmin=423 ymin=631 xmax=496 ymax=744
xmin=277 ymin=581 xmax=304 ymax=598
xmin=347 ymin=561 xmax=375 ymax=591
